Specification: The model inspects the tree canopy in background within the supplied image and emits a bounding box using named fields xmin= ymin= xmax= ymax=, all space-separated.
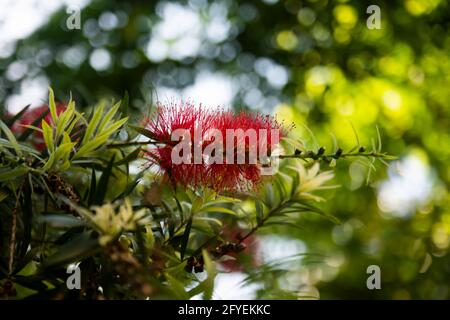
xmin=1 ymin=0 xmax=449 ymax=299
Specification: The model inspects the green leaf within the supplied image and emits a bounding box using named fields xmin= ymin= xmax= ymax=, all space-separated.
xmin=54 ymin=141 xmax=76 ymax=162
xmin=201 ymin=206 xmax=237 ymax=215
xmin=190 ymin=196 xmax=204 ymax=215
xmin=5 ymin=104 xmax=30 ymax=127
xmin=129 ymin=125 xmax=155 ymax=140
xmin=202 ymin=250 xmax=216 ymax=300
xmin=42 ymin=231 xmax=99 ymax=268
xmin=18 ymin=110 xmax=49 ymax=142
xmin=87 ymin=168 xmax=97 ymax=206
xmin=18 ymin=179 xmax=33 ymax=259
xmin=282 ymin=137 xmax=305 ymax=152
xmin=73 ymin=138 xmax=105 ymax=159
xmin=0 ymin=166 xmax=28 ymax=181
xmin=94 ymin=155 xmax=115 ymax=205
xmin=98 ymin=101 xmax=120 ymax=133
xmin=41 ymin=120 xmax=54 ymax=153
xmin=38 ymin=214 xmax=86 ymax=228
xmin=291 ymin=201 xmax=340 ymax=224
xmin=165 ymin=273 xmax=189 ymax=300
xmin=264 ymin=183 xmax=276 ymax=208
xmin=180 ymin=218 xmax=192 ymax=260
xmin=74 ymin=118 xmax=128 ymax=159
xmin=255 ymin=200 xmax=265 ymax=224
xmin=42 ymin=152 xmax=56 ymax=172
xmin=66 ymin=110 xmax=83 ymax=134
xmin=115 ymin=147 xmax=141 ymax=166
xmin=0 ymin=119 xmax=22 ymax=156
xmin=0 ymin=190 xmax=8 ymax=202
xmin=55 ymin=100 xmax=75 ymax=139
xmin=81 ymin=101 xmax=105 ymax=145
xmin=41 ymin=139 xmax=76 ymax=171
xmin=13 ymin=275 xmax=48 ymax=292
xmin=200 ymin=197 xmax=241 ymax=209
xmin=376 ymin=125 xmax=382 ymax=152
xmin=114 ymin=169 xmax=144 ymax=201
xmin=103 ymin=117 xmax=128 ymax=136
xmin=349 ymin=121 xmax=360 ymax=148
xmin=0 ymin=138 xmax=41 ymax=156
xmin=262 ymin=220 xmax=305 ymax=231
xmin=48 ymin=88 xmax=58 ymax=123
xmin=290 ymin=172 xmax=300 ymax=197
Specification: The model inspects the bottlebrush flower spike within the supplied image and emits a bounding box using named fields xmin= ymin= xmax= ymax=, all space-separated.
xmin=205 ymin=110 xmax=285 ymax=191
xmin=143 ymin=101 xmax=286 ymax=192
xmin=143 ymin=101 xmax=211 ymax=188
xmin=144 ymin=100 xmax=209 ymax=145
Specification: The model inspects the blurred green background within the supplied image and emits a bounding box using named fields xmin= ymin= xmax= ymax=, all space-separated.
xmin=0 ymin=0 xmax=449 ymax=299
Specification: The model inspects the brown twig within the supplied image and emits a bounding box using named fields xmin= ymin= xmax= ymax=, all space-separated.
xmin=8 ymin=203 xmax=18 ymax=275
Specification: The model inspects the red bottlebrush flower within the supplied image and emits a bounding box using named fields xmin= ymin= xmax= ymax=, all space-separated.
xmin=9 ymin=103 xmax=66 ymax=151
xmin=143 ymin=101 xmax=211 ymax=188
xmin=143 ymin=101 xmax=285 ymax=191
xmin=205 ymin=111 xmax=284 ymax=191
xmin=146 ymin=146 xmax=207 ymax=188
xmin=144 ymin=100 xmax=210 ymax=145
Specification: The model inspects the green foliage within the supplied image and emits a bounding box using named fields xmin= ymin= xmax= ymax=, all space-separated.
xmin=39 ymin=89 xmax=128 ymax=171
xmin=1 ymin=0 xmax=448 ymax=300
xmin=0 ymin=90 xmax=391 ymax=299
